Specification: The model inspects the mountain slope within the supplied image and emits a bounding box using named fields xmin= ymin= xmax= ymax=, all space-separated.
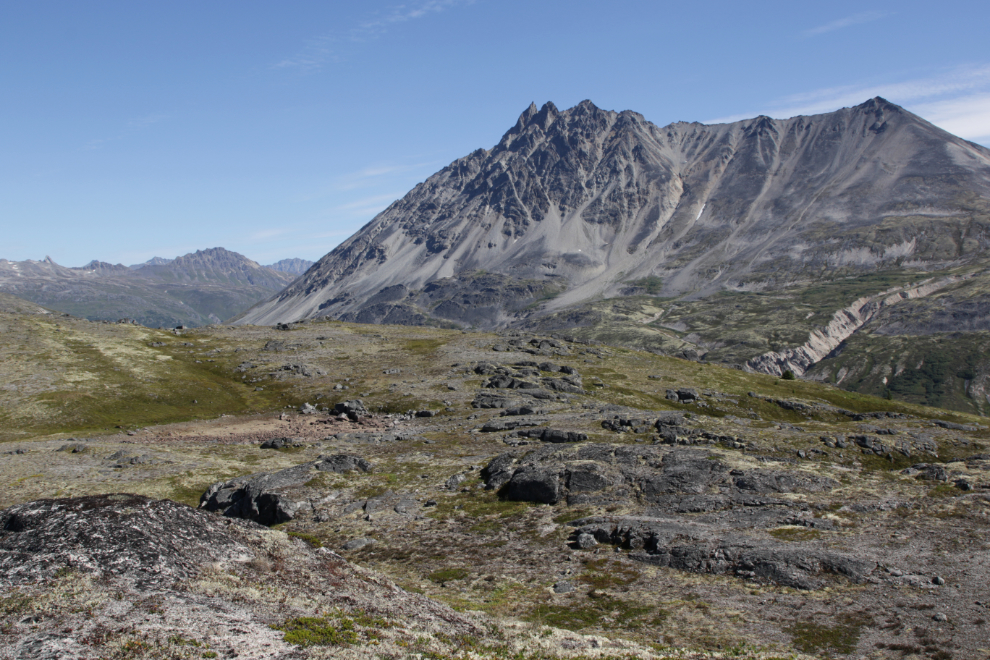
xmin=232 ymin=99 xmax=990 ymax=413
xmin=238 ymin=98 xmax=990 ymax=329
xmin=265 ymin=258 xmax=314 ymax=276
xmin=0 ymin=248 xmax=295 ymax=327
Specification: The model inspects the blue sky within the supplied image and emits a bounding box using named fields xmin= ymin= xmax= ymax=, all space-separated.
xmin=2 ymin=0 xmax=989 ymax=267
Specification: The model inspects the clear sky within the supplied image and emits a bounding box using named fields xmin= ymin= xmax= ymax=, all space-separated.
xmin=3 ymin=0 xmax=989 ymax=267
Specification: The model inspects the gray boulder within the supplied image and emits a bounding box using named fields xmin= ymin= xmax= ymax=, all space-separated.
xmin=260 ymin=437 xmax=304 ymax=449
xmin=342 ymin=538 xmax=375 ymax=551
xmin=501 ymin=406 xmax=537 ymax=416
xmin=503 ymin=466 xmax=561 ymax=504
xmin=334 ymin=400 xmax=368 ymax=421
xmin=576 ymin=533 xmax=598 ymax=549
xmin=473 ymin=392 xmax=515 ymax=409
xmin=200 ymin=454 xmax=371 ymax=526
xmin=445 ymin=473 xmax=467 ymax=489
xmin=517 ymin=428 xmax=588 ymax=443
xmin=0 ymin=495 xmax=256 ymax=588
xmin=573 ymin=516 xmax=871 ymax=589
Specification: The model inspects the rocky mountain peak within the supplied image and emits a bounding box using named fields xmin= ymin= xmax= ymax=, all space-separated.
xmin=265 ymin=258 xmax=315 ymax=276
xmin=171 ymin=247 xmax=260 ymax=269
xmin=78 ymin=260 xmax=130 ymax=273
xmin=235 ymin=98 xmax=990 ymax=330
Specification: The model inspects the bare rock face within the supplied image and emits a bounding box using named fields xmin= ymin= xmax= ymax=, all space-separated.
xmin=0 ymin=494 xmax=256 ymax=588
xmin=482 ymin=443 xmax=835 ymax=510
xmin=200 ymin=454 xmax=372 ymax=526
xmin=480 ymin=442 xmax=868 ymax=589
xmin=235 ymin=97 xmax=990 ymax=330
xmin=569 ymin=515 xmax=871 ymax=590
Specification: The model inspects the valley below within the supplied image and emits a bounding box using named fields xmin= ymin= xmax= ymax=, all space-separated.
xmin=2 ymin=296 xmax=989 ymax=659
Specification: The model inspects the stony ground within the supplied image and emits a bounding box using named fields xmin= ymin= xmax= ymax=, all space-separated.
xmin=1 ymin=306 xmax=989 ymax=658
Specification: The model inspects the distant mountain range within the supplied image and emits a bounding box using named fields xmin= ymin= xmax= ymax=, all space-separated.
xmin=235 ymin=98 xmax=990 ymax=415
xmin=0 ymin=248 xmax=304 ymax=328
xmin=264 ymin=258 xmax=314 ymax=276
xmin=129 ymin=256 xmax=314 ymax=276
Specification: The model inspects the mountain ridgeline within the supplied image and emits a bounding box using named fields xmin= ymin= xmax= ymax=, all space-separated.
xmin=0 ymin=248 xmax=297 ymax=328
xmin=236 ymin=99 xmax=988 ymax=414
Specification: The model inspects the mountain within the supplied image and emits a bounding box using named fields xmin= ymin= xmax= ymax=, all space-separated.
xmin=0 ymin=248 xmax=294 ymax=328
xmin=130 ymin=256 xmax=174 ymax=269
xmin=236 ymin=98 xmax=990 ymax=414
xmin=264 ymin=258 xmax=314 ymax=276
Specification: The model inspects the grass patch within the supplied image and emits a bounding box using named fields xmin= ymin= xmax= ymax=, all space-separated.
xmin=428 ymin=568 xmax=469 ymax=584
xmin=287 ymin=532 xmax=324 ymax=548
xmin=272 ymin=616 xmax=358 ymax=647
xmin=429 ymin=489 xmax=534 ymax=523
xmin=526 ymin=594 xmax=658 ymax=631
xmin=769 ymin=527 xmax=822 ymax=542
xmin=552 ymin=508 xmax=593 ymax=525
xmin=403 ymin=338 xmax=445 ymax=356
xmin=0 ymin=593 xmax=32 ymax=616
xmin=785 ymin=613 xmax=870 ymax=656
xmin=579 ymin=558 xmax=642 ymax=589
xmin=166 ymin=475 xmax=216 ymax=508
xmin=927 ymin=484 xmax=965 ymax=498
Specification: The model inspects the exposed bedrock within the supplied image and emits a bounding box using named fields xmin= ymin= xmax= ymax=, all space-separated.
xmin=480 ymin=444 xmax=863 ymax=587
xmin=0 ymin=494 xmax=257 ymax=588
xmin=747 ymin=276 xmax=966 ymax=377
xmin=200 ymin=454 xmax=372 ymax=526
xmin=569 ymin=515 xmax=872 ymax=590
xmin=481 ymin=444 xmax=836 ymax=509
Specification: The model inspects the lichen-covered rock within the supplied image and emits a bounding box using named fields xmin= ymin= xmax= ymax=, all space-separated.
xmin=200 ymin=454 xmax=371 ymax=526
xmin=569 ymin=515 xmax=872 ymax=590
xmin=503 ymin=466 xmax=561 ymax=504
xmin=334 ymin=399 xmax=368 ymax=421
xmin=0 ymin=494 xmax=256 ymax=587
xmin=0 ymin=494 xmax=486 ymax=659
xmin=482 ymin=444 xmax=834 ymax=511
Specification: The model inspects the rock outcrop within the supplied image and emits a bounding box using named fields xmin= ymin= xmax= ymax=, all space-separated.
xmin=200 ymin=454 xmax=372 ymax=525
xmin=0 ymin=494 xmax=484 ymax=659
xmin=1 ymin=494 xmax=256 ymax=588
xmin=570 ymin=515 xmax=871 ymax=589
xmin=747 ymin=275 xmax=969 ymax=377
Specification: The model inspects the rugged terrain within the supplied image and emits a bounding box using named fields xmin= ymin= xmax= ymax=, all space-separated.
xmin=1 ymin=296 xmax=988 ymax=658
xmin=264 ymin=258 xmax=314 ymax=276
xmin=0 ymin=248 xmax=297 ymax=328
xmin=231 ymin=98 xmax=990 ymax=415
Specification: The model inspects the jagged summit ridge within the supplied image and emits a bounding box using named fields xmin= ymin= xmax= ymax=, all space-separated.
xmin=235 ymin=98 xmax=990 ymax=328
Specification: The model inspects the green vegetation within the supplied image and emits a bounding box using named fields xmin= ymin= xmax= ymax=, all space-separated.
xmin=526 ymin=594 xmax=659 ymax=632
xmin=768 ymin=527 xmax=822 ymax=542
xmin=272 ymin=616 xmax=358 ymax=647
xmin=428 ymin=568 xmax=469 ymax=584
xmin=625 ymin=276 xmax=664 ymax=294
xmin=287 ymin=531 xmax=324 ymax=548
xmin=809 ymin=331 xmax=990 ymax=415
xmin=579 ymin=558 xmax=641 ymax=589
xmin=403 ymin=338 xmax=445 ymax=355
xmin=785 ymin=614 xmax=870 ymax=656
